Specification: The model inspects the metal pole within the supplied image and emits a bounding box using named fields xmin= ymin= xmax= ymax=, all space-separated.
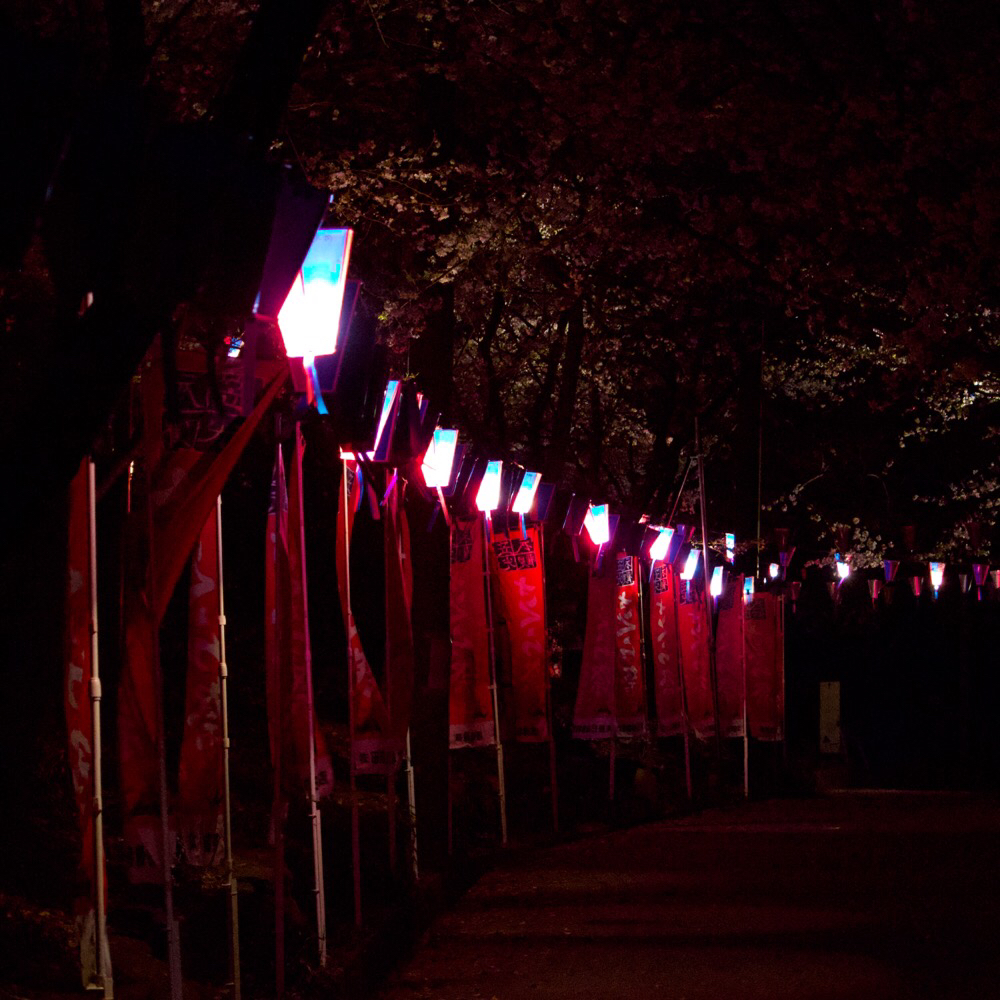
xmin=272 ymin=445 xmax=285 ymax=999
xmin=741 ymin=580 xmax=749 ymax=799
xmin=695 ymin=418 xmax=723 ymax=759
xmin=145 ymin=463 xmax=183 ymax=1000
xmin=87 ymin=460 xmax=114 ymax=999
xmin=404 ymin=729 xmax=419 ymax=881
xmin=385 ymin=477 xmax=397 ymax=875
xmin=294 ymin=428 xmax=327 ymax=962
xmin=482 ymin=514 xmax=508 ymax=845
xmin=342 ymin=458 xmax=363 ymax=927
xmin=215 ymin=496 xmax=241 ymax=999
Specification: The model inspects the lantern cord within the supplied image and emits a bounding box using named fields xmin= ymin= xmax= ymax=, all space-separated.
xmin=666 ymin=457 xmax=696 ymax=529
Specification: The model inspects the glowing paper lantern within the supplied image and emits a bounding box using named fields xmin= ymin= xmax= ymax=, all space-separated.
xmin=475 ymin=460 xmax=503 ymax=513
xmin=583 ymin=503 xmax=610 ymax=546
xmin=421 ymin=428 xmax=459 ymax=489
xmin=743 ymin=577 xmax=755 ymax=598
xmin=709 ymin=565 xmax=724 ymax=598
xmin=725 ymin=533 xmax=735 ymax=563
xmin=835 ymin=558 xmax=850 ymax=581
xmin=511 ymin=471 xmax=542 ymax=515
xmin=769 ymin=562 xmax=780 ymax=580
xmin=277 ymin=228 xmax=354 ymax=361
xmin=929 ymin=561 xmax=945 ymax=596
xmin=884 ymin=559 xmax=900 ymax=583
xmin=972 ymin=563 xmax=990 ymax=588
xmin=681 ymin=549 xmax=700 ymax=581
xmin=648 ymin=526 xmax=674 ymax=562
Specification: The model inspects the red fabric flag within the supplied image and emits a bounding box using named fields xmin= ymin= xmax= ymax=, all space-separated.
xmin=383 ymin=475 xmax=415 ymax=745
xmin=448 ymin=515 xmax=495 ymax=748
xmin=64 ymin=458 xmax=105 ymax=983
xmin=176 ymin=509 xmax=224 ymax=866
xmin=650 ymin=563 xmax=686 ymax=738
xmin=745 ymin=592 xmax=785 ymax=740
xmin=715 ymin=574 xmax=746 ymax=738
xmin=119 ymin=348 xmax=284 ymax=881
xmin=336 ymin=460 xmax=396 ymax=773
xmin=614 ymin=554 xmax=646 ymax=737
xmin=678 ymin=583 xmax=715 ymax=739
xmin=573 ymin=565 xmax=617 ymax=739
xmin=266 ymin=437 xmax=334 ymax=796
xmin=489 ymin=523 xmax=548 ymax=742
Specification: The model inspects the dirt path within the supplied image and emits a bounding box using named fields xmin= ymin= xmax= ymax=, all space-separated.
xmin=380 ymin=793 xmax=1000 ymax=1000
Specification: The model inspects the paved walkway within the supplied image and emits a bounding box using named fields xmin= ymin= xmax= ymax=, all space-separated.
xmin=381 ymin=793 xmax=1000 ymax=999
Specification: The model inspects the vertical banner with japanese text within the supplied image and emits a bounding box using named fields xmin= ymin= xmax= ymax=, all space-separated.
xmin=176 ymin=509 xmax=224 ymax=867
xmin=614 ymin=554 xmax=646 ymax=737
xmin=573 ymin=565 xmax=616 ymax=739
xmin=64 ymin=458 xmax=101 ymax=981
xmin=449 ymin=515 xmax=495 ymax=748
xmin=714 ymin=574 xmax=746 ymax=738
xmin=336 ymin=460 xmax=396 ymax=773
xmin=650 ymin=563 xmax=686 ymax=737
xmin=745 ymin=593 xmax=785 ymax=740
xmin=678 ymin=583 xmax=715 ymax=739
xmin=490 ymin=523 xmax=548 ymax=742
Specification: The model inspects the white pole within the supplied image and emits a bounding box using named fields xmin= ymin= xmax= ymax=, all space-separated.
xmin=404 ymin=729 xmax=419 ymax=881
xmin=215 ymin=496 xmax=241 ymax=998
xmin=482 ymin=514 xmax=508 ymax=845
xmin=87 ymin=460 xmax=113 ymax=999
xmin=741 ymin=580 xmax=749 ymax=799
xmin=294 ymin=428 xmax=327 ymax=963
xmin=343 ymin=458 xmax=362 ymax=927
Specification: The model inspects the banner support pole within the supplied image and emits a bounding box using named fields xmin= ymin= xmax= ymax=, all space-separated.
xmin=741 ymin=581 xmax=749 ymax=799
xmin=216 ymin=495 xmax=242 ymax=998
xmin=482 ymin=514 xmax=508 ymax=845
xmin=539 ymin=525 xmax=559 ymax=834
xmin=87 ymin=459 xmax=114 ymax=999
xmin=295 ymin=428 xmax=327 ymax=963
xmin=404 ymin=728 xmax=419 ymax=880
xmin=342 ymin=457 xmax=363 ymax=927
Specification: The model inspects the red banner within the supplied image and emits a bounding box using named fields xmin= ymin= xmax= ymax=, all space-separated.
xmin=176 ymin=509 xmax=224 ymax=866
xmin=614 ymin=554 xmax=646 ymax=736
xmin=336 ymin=461 xmax=396 ymax=773
xmin=714 ymin=574 xmax=746 ymax=738
xmin=266 ymin=441 xmax=334 ymax=799
xmin=384 ymin=476 xmax=415 ymax=745
xmin=745 ymin=593 xmax=785 ymax=740
xmin=573 ymin=564 xmax=616 ymax=739
xmin=489 ymin=523 xmax=548 ymax=742
xmin=449 ymin=515 xmax=495 ymax=748
xmin=64 ymin=458 xmax=102 ymax=981
xmin=678 ymin=583 xmax=715 ymax=739
xmin=650 ymin=563 xmax=686 ymax=737
xmin=119 ymin=348 xmax=284 ymax=881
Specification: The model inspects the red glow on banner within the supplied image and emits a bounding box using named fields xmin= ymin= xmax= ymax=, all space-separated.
xmin=573 ymin=566 xmax=617 ymax=739
xmin=714 ymin=574 xmax=745 ymax=738
xmin=490 ymin=523 xmax=548 ymax=742
xmin=745 ymin=593 xmax=784 ymax=740
xmin=449 ymin=516 xmax=495 ymax=747
xmin=614 ymin=554 xmax=646 ymax=736
xmin=650 ymin=563 xmax=685 ymax=737
xmin=678 ymin=584 xmax=714 ymax=739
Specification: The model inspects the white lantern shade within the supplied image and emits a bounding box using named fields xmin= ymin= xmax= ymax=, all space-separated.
xmin=929 ymin=561 xmax=945 ymax=591
xmin=710 ymin=565 xmax=724 ymax=598
xmin=277 ymin=228 xmax=354 ymax=360
xmin=511 ymin=471 xmax=542 ymax=515
xmin=681 ymin=549 xmax=700 ymax=581
xmin=583 ymin=503 xmax=610 ymax=546
xmin=421 ymin=428 xmax=459 ymax=489
xmin=648 ymin=526 xmax=674 ymax=562
xmin=769 ymin=562 xmax=781 ymax=579
xmin=475 ymin=460 xmax=503 ymax=513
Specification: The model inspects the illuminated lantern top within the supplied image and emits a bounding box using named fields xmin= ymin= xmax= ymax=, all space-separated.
xmin=710 ymin=565 xmax=724 ymax=598
xmin=744 ymin=576 xmax=755 ymax=597
xmin=725 ymin=532 xmax=735 ymax=562
xmin=277 ymin=228 xmax=354 ymax=361
xmin=475 ymin=460 xmax=503 ymax=512
xmin=769 ymin=562 xmax=780 ymax=580
xmin=835 ymin=558 xmax=851 ymax=580
xmin=583 ymin=503 xmax=610 ymax=546
xmin=929 ymin=561 xmax=945 ymax=593
xmin=681 ymin=549 xmax=700 ymax=581
xmin=648 ymin=526 xmax=674 ymax=562
xmin=421 ymin=428 xmax=459 ymax=489
xmin=511 ymin=470 xmax=542 ymax=515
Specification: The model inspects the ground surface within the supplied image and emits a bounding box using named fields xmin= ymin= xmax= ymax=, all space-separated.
xmin=380 ymin=792 xmax=1000 ymax=1000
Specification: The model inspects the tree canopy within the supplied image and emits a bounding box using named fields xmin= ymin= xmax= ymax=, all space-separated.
xmin=5 ymin=0 xmax=1000 ymax=563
